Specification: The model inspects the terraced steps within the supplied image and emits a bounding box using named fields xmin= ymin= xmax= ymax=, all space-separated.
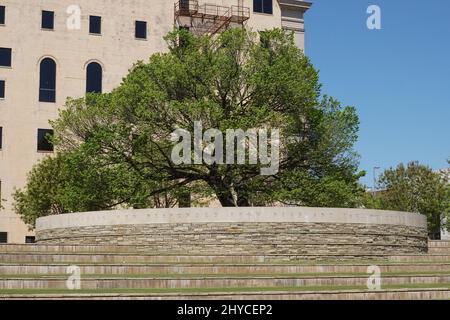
xmin=428 ymin=248 xmax=450 ymax=254
xmin=0 ymin=245 xmax=158 ymax=253
xmin=4 ymin=271 xmax=450 ymax=278
xmin=428 ymin=241 xmax=450 ymax=247
xmin=2 ymin=286 xmax=450 ymax=300
xmin=0 ymin=252 xmax=392 ymax=264
xmin=427 ymin=241 xmax=450 ymax=254
xmin=4 ymin=274 xmax=450 ymax=290
xmin=4 ymin=252 xmax=450 ymax=264
xmin=388 ymin=255 xmax=450 ymax=262
xmin=1 ymin=242 xmax=450 ymax=299
xmin=2 ymin=262 xmax=450 ymax=275
xmin=1 ymin=241 xmax=445 ymax=254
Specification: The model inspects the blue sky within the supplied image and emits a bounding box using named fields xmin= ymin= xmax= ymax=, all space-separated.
xmin=305 ymin=0 xmax=450 ymax=188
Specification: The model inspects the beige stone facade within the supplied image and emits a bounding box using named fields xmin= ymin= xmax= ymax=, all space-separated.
xmin=0 ymin=0 xmax=310 ymax=243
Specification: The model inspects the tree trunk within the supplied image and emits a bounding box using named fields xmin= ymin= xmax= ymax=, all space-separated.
xmin=178 ymin=192 xmax=191 ymax=208
xmin=208 ymin=170 xmax=236 ymax=207
xmin=216 ymin=190 xmax=236 ymax=207
xmin=237 ymin=196 xmax=250 ymax=207
xmin=429 ymin=213 xmax=442 ymax=240
xmin=236 ymin=187 xmax=251 ymax=207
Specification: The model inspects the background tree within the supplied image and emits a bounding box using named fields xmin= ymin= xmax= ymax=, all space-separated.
xmin=443 ymin=159 xmax=450 ymax=232
xmin=373 ymin=161 xmax=449 ymax=239
xmin=15 ymin=28 xmax=363 ymax=226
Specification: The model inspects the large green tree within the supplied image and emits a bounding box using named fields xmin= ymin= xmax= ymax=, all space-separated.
xmin=375 ymin=161 xmax=449 ymax=238
xmin=15 ymin=28 xmax=363 ymax=226
xmin=13 ymin=150 xmax=167 ymax=227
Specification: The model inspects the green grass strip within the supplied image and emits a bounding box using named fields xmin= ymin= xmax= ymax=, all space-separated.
xmin=2 ymin=270 xmax=450 ymax=279
xmin=2 ymin=283 xmax=450 ymax=296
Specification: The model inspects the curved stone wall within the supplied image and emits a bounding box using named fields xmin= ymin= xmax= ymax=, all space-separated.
xmin=35 ymin=207 xmax=428 ymax=258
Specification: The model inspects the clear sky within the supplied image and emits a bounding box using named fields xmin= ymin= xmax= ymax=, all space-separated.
xmin=305 ymin=0 xmax=450 ymax=188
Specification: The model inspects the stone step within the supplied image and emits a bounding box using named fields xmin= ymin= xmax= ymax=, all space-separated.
xmin=428 ymin=247 xmax=450 ymax=254
xmin=2 ymin=263 xmax=450 ymax=275
xmin=3 ymin=252 xmax=448 ymax=264
xmin=4 ymin=253 xmax=449 ymax=264
xmin=0 ymin=245 xmax=428 ymax=257
xmin=4 ymin=288 xmax=449 ymax=300
xmin=0 ymin=244 xmax=135 ymax=253
xmin=388 ymin=255 xmax=450 ymax=262
xmin=1 ymin=243 xmax=437 ymax=254
xmin=2 ymin=275 xmax=450 ymax=290
xmin=0 ymin=288 xmax=450 ymax=300
xmin=428 ymin=241 xmax=450 ymax=248
xmin=0 ymin=253 xmax=389 ymax=264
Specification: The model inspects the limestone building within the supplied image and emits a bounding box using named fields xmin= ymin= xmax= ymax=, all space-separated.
xmin=0 ymin=0 xmax=311 ymax=243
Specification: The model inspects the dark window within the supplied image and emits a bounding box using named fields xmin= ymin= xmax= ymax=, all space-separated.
xmin=39 ymin=58 xmax=56 ymax=102
xmin=135 ymin=21 xmax=147 ymax=39
xmin=37 ymin=129 xmax=54 ymax=152
xmin=25 ymin=236 xmax=36 ymax=244
xmin=89 ymin=15 xmax=101 ymax=34
xmin=41 ymin=10 xmax=54 ymax=29
xmin=0 ymin=127 xmax=2 ymax=149
xmin=0 ymin=6 xmax=5 ymax=25
xmin=86 ymin=62 xmax=103 ymax=93
xmin=179 ymin=0 xmax=190 ymax=12
xmin=263 ymin=0 xmax=273 ymax=14
xmin=253 ymin=0 xmax=262 ymax=13
xmin=0 ymin=80 xmax=4 ymax=98
xmin=253 ymin=0 xmax=272 ymax=14
xmin=0 ymin=48 xmax=12 ymax=67
xmin=0 ymin=232 xmax=7 ymax=243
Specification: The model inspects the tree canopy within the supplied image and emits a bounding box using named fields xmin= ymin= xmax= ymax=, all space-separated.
xmin=369 ymin=161 xmax=450 ymax=238
xmin=14 ymin=28 xmax=363 ymax=227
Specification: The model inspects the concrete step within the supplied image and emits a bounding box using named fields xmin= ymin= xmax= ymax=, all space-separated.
xmin=3 ymin=272 xmax=450 ymax=279
xmin=0 ymin=243 xmax=426 ymax=256
xmin=0 ymin=244 xmax=144 ymax=253
xmin=0 ymin=244 xmax=427 ymax=254
xmin=2 ymin=263 xmax=450 ymax=275
xmin=2 ymin=275 xmax=450 ymax=290
xmin=0 ymin=253 xmax=389 ymax=264
xmin=428 ymin=241 xmax=450 ymax=255
xmin=0 ymin=240 xmax=442 ymax=253
xmin=4 ymin=288 xmax=450 ymax=300
xmin=389 ymin=255 xmax=450 ymax=262
xmin=2 ymin=243 xmax=448 ymax=300
xmin=4 ymin=253 xmax=449 ymax=264
xmin=428 ymin=247 xmax=450 ymax=254
xmin=1 ymin=242 xmax=443 ymax=254
xmin=428 ymin=241 xmax=450 ymax=248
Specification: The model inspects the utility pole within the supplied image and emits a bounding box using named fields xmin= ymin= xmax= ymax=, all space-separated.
xmin=373 ymin=166 xmax=380 ymax=196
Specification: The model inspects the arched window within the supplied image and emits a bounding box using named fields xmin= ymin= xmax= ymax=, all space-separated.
xmin=86 ymin=62 xmax=103 ymax=94
xmin=39 ymin=58 xmax=56 ymax=102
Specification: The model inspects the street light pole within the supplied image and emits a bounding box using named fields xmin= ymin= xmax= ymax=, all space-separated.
xmin=373 ymin=166 xmax=381 ymax=196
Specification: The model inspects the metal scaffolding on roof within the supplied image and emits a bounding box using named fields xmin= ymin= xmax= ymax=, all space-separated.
xmin=174 ymin=0 xmax=250 ymax=36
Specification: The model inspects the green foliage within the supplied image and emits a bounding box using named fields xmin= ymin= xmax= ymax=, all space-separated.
xmin=13 ymin=154 xmax=65 ymax=227
xmin=360 ymin=192 xmax=383 ymax=210
xmin=13 ymin=148 xmax=184 ymax=228
xmin=13 ymin=151 xmax=134 ymax=227
xmin=373 ymin=162 xmax=450 ymax=237
xmin=15 ymin=28 xmax=364 ymax=226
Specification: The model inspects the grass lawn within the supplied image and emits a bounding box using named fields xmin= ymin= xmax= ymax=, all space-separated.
xmin=1 ymin=283 xmax=450 ymax=296
xmin=2 ymin=271 xmax=450 ymax=279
